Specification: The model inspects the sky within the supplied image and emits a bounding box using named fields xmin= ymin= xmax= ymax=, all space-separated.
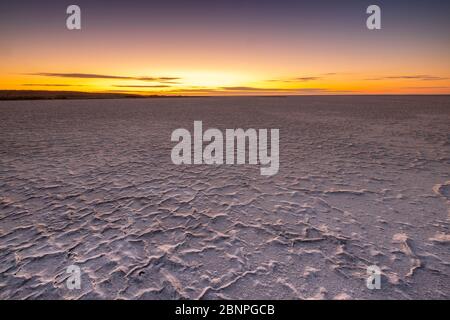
xmin=1 ymin=0 xmax=449 ymax=95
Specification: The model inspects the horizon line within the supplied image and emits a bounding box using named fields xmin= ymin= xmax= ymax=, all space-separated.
xmin=1 ymin=89 xmax=450 ymax=101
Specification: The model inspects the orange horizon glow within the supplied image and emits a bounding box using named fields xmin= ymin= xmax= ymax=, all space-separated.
xmin=3 ymin=70 xmax=450 ymax=96
xmin=2 ymin=50 xmax=449 ymax=95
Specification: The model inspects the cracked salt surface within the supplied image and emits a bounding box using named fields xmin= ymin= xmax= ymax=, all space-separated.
xmin=0 ymin=96 xmax=449 ymax=299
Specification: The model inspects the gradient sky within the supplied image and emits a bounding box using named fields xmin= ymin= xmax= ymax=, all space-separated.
xmin=1 ymin=0 xmax=449 ymax=95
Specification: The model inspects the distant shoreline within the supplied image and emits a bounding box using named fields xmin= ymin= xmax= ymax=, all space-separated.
xmin=0 ymin=90 xmax=449 ymax=101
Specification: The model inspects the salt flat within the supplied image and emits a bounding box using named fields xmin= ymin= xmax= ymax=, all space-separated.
xmin=0 ymin=96 xmax=449 ymax=299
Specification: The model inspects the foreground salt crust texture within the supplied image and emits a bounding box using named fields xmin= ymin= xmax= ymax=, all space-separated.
xmin=0 ymin=96 xmax=449 ymax=299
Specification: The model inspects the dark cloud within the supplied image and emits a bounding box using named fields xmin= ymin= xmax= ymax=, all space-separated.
xmin=135 ymin=77 xmax=180 ymax=82
xmin=113 ymin=84 xmax=172 ymax=88
xmin=27 ymin=73 xmax=180 ymax=82
xmin=267 ymin=76 xmax=322 ymax=83
xmin=365 ymin=75 xmax=448 ymax=81
xmin=22 ymin=83 xmax=78 ymax=87
xmin=294 ymin=77 xmax=322 ymax=81
xmin=158 ymin=77 xmax=180 ymax=81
